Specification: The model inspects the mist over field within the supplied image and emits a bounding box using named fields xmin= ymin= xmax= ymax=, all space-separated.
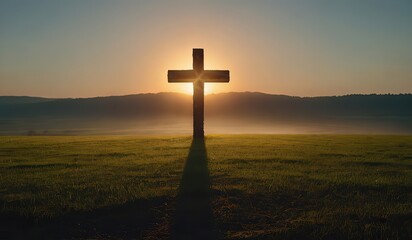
xmin=0 ymin=92 xmax=411 ymax=135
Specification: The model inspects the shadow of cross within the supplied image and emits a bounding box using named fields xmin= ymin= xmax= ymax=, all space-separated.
xmin=171 ymin=138 xmax=217 ymax=240
xmin=168 ymin=49 xmax=230 ymax=138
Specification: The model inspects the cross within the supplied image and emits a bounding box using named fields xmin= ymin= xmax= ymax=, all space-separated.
xmin=168 ymin=49 xmax=230 ymax=138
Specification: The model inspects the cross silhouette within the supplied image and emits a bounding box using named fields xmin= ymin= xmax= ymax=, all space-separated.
xmin=168 ymin=49 xmax=230 ymax=138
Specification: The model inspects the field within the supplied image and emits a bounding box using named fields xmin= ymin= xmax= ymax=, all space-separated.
xmin=0 ymin=135 xmax=411 ymax=239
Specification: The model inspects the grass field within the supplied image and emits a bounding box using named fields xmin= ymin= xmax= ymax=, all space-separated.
xmin=0 ymin=135 xmax=411 ymax=239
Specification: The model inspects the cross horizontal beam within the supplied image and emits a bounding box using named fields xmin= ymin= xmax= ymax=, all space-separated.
xmin=168 ymin=70 xmax=197 ymax=82
xmin=202 ymin=70 xmax=230 ymax=82
xmin=168 ymin=70 xmax=230 ymax=83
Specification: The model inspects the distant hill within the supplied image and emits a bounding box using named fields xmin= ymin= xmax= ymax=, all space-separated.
xmin=0 ymin=93 xmax=191 ymax=119
xmin=0 ymin=96 xmax=56 ymax=106
xmin=0 ymin=92 xmax=411 ymax=135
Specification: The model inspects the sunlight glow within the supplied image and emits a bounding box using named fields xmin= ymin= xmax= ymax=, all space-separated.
xmin=181 ymin=83 xmax=214 ymax=95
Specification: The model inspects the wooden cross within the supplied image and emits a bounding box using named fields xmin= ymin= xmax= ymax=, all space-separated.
xmin=168 ymin=49 xmax=230 ymax=138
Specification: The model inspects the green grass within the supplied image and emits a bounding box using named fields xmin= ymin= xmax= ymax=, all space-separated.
xmin=0 ymin=135 xmax=411 ymax=239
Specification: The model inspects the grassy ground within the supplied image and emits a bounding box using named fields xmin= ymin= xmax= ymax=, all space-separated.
xmin=0 ymin=135 xmax=411 ymax=239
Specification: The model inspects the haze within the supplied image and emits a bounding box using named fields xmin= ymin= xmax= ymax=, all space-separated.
xmin=1 ymin=0 xmax=412 ymax=98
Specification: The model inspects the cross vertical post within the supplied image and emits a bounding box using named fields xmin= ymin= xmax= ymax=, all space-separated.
xmin=193 ymin=49 xmax=204 ymax=138
xmin=168 ymin=49 xmax=230 ymax=138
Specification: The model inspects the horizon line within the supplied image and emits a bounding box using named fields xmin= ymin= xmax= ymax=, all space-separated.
xmin=1 ymin=91 xmax=412 ymax=100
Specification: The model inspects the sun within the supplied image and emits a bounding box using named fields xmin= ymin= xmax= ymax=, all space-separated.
xmin=181 ymin=83 xmax=214 ymax=95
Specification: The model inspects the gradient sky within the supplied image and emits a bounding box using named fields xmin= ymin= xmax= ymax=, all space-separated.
xmin=1 ymin=0 xmax=411 ymax=98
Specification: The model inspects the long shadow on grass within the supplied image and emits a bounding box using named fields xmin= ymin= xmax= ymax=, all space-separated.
xmin=171 ymin=138 xmax=217 ymax=239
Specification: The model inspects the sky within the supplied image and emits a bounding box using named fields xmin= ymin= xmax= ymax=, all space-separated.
xmin=1 ymin=0 xmax=411 ymax=98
